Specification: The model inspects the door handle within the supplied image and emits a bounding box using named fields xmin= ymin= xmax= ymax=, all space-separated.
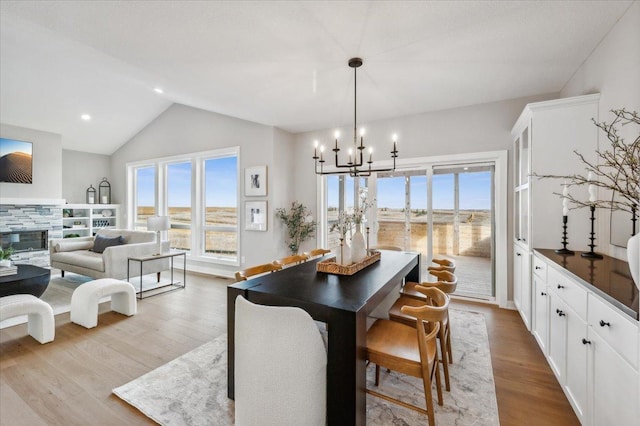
xmin=535 ymin=266 xmax=542 ymax=270
xmin=556 ymin=309 xmax=566 ymax=317
xmin=557 ymin=284 xmax=565 ymax=289
xmin=541 ymin=292 xmax=547 ymax=296
xmin=582 ymin=338 xmax=591 ymax=345
xmin=599 ymin=320 xmax=611 ymax=327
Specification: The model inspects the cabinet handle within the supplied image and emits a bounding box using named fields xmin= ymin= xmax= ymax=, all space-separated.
xmin=535 ymin=266 xmax=542 ymax=270
xmin=516 ymin=253 xmax=521 ymax=257
xmin=556 ymin=309 xmax=566 ymax=317
xmin=541 ymin=292 xmax=547 ymax=296
xmin=517 ymin=238 xmax=521 ymax=241
xmin=599 ymin=320 xmax=611 ymax=327
xmin=522 ymin=238 xmax=527 ymax=242
xmin=582 ymin=338 xmax=591 ymax=345
xmin=557 ymin=284 xmax=565 ymax=289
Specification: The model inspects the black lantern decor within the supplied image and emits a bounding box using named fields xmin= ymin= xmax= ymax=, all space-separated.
xmin=98 ymin=177 xmax=111 ymax=204
xmin=86 ymin=184 xmax=96 ymax=204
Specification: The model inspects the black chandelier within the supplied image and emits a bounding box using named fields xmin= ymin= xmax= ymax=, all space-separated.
xmin=312 ymin=57 xmax=399 ymax=177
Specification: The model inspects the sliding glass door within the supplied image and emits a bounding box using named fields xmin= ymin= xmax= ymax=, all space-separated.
xmin=325 ymin=162 xmax=496 ymax=300
xmin=432 ymin=165 xmax=494 ymax=298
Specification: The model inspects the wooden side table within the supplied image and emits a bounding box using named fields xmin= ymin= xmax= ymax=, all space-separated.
xmin=127 ymin=251 xmax=186 ymax=299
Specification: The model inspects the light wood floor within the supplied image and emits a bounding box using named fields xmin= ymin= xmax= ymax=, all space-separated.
xmin=0 ymin=272 xmax=578 ymax=425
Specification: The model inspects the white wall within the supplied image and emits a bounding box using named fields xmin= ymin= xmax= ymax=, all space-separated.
xmin=62 ymin=149 xmax=111 ymax=204
xmin=110 ymin=103 xmax=296 ymax=275
xmin=561 ymin=1 xmax=640 ymax=259
xmin=0 ymin=123 xmax=62 ymax=200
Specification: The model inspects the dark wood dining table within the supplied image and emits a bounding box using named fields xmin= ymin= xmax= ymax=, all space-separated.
xmin=227 ymin=250 xmax=420 ymax=425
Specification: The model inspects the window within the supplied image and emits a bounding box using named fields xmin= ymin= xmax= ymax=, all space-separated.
xmin=204 ymin=156 xmax=238 ymax=260
xmin=167 ymin=162 xmax=192 ymax=252
xmin=134 ymin=166 xmax=156 ymax=230
xmin=128 ymin=148 xmax=239 ymax=265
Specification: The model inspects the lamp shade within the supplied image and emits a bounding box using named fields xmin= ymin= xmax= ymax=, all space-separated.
xmin=147 ymin=216 xmax=170 ymax=232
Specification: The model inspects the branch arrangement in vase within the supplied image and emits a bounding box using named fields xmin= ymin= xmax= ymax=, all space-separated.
xmin=534 ymin=109 xmax=639 ymax=214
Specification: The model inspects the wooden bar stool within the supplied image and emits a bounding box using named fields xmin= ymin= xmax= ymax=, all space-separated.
xmin=273 ymin=254 xmax=309 ymax=268
xmin=303 ymin=248 xmax=331 ymax=259
xmin=389 ymin=286 xmax=453 ymax=392
xmin=367 ymin=306 xmax=443 ymax=426
xmin=234 ymin=263 xmax=282 ymax=282
xmin=401 ymin=270 xmax=457 ymax=301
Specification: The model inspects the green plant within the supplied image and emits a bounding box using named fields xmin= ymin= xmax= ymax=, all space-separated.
xmin=275 ymin=201 xmax=317 ymax=254
xmin=0 ymin=247 xmax=15 ymax=260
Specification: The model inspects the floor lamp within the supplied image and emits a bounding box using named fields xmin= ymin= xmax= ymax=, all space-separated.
xmin=147 ymin=216 xmax=170 ymax=255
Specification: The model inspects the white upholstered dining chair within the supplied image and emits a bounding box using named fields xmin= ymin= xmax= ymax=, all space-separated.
xmin=234 ymin=295 xmax=327 ymax=425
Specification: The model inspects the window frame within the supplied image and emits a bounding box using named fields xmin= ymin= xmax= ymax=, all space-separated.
xmin=126 ymin=146 xmax=240 ymax=266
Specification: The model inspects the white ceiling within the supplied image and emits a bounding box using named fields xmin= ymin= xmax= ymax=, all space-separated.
xmin=0 ymin=1 xmax=633 ymax=155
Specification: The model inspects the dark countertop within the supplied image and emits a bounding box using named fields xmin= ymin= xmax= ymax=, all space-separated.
xmin=535 ymin=248 xmax=638 ymax=321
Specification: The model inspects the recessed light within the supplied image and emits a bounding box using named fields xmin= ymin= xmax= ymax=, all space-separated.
xmin=153 ymin=87 xmax=164 ymax=94
xmin=81 ymin=114 xmax=91 ymax=121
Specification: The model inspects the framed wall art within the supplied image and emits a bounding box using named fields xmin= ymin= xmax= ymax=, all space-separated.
xmin=245 ymin=200 xmax=267 ymax=231
xmin=245 ymin=165 xmax=267 ymax=196
xmin=0 ymin=138 xmax=33 ymax=184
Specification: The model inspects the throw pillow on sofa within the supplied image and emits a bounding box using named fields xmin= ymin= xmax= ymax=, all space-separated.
xmin=92 ymin=235 xmax=125 ymax=254
xmin=55 ymin=240 xmax=94 ymax=252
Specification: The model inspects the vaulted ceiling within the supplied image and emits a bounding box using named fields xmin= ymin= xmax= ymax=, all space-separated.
xmin=0 ymin=1 xmax=633 ymax=155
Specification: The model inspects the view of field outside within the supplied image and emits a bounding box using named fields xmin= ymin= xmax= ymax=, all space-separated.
xmin=135 ymin=157 xmax=238 ymax=260
xmin=327 ymin=170 xmax=494 ymax=298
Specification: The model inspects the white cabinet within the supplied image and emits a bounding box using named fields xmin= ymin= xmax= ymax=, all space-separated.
xmin=513 ymin=243 xmax=531 ymax=330
xmin=511 ymin=94 xmax=599 ymax=330
xmin=565 ymin=304 xmax=588 ymax=423
xmin=534 ymin=252 xmax=639 ymax=426
xmin=62 ymin=204 xmax=119 ymax=238
xmin=532 ymin=255 xmax=549 ymax=353
xmin=588 ymin=330 xmax=639 ymax=426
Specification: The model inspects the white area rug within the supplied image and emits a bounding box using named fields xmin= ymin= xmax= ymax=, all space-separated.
xmin=113 ymin=309 xmax=499 ymax=425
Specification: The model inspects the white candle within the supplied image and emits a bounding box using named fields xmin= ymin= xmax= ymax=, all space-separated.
xmin=587 ymin=172 xmax=596 ymax=203
xmin=562 ymin=183 xmax=569 ymax=216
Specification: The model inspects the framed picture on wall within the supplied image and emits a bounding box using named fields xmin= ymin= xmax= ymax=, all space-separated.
xmin=0 ymin=138 xmax=33 ymax=184
xmin=245 ymin=201 xmax=267 ymax=231
xmin=245 ymin=165 xmax=267 ymax=196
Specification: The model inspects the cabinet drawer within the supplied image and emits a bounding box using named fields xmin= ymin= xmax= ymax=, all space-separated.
xmin=532 ymin=255 xmax=547 ymax=280
xmin=588 ymin=293 xmax=639 ymax=369
xmin=548 ymin=267 xmax=587 ymax=320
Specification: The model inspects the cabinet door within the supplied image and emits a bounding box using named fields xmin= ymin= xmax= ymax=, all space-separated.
xmin=513 ymin=247 xmax=523 ymax=311
xmin=548 ymin=292 xmax=567 ymax=382
xmin=564 ymin=306 xmax=588 ymax=424
xmin=520 ymin=252 xmax=531 ymax=330
xmin=589 ymin=330 xmax=639 ymax=426
xmin=532 ymin=276 xmax=549 ymax=354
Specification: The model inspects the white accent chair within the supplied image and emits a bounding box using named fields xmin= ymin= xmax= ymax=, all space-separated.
xmin=0 ymin=294 xmax=55 ymax=344
xmin=70 ymin=278 xmax=137 ymax=329
xmin=234 ymin=296 xmax=327 ymax=426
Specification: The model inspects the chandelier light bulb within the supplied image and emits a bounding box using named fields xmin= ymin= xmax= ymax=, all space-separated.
xmin=335 ymin=130 xmax=340 ymax=139
xmin=392 ymin=133 xmax=398 ymax=142
xmin=360 ymin=128 xmax=366 ymax=136
xmin=314 ymin=140 xmax=319 ymax=148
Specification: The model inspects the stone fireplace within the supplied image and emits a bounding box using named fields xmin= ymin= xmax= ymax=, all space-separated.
xmin=0 ymin=201 xmax=63 ymax=266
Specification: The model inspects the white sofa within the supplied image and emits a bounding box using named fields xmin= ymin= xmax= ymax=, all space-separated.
xmin=50 ymin=229 xmax=169 ymax=280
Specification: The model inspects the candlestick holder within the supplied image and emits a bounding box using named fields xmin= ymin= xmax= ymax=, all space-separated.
xmin=555 ymin=215 xmax=575 ymax=255
xmin=581 ymin=205 xmax=603 ymax=259
xmin=339 ymin=237 xmax=344 ymax=265
xmin=632 ymin=204 xmax=637 ymax=237
xmin=366 ymin=226 xmax=370 ymax=253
